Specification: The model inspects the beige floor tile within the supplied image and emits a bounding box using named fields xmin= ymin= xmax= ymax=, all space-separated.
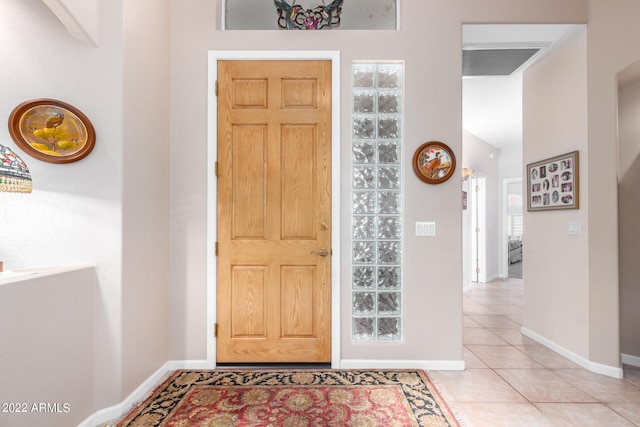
xmin=455 ymin=279 xmax=640 ymax=425
xmin=463 ymin=347 xmax=488 ymax=369
xmin=482 ymin=304 xmax=522 ymax=315
xmin=466 ymin=296 xmax=517 ymax=306
xmin=608 ymin=402 xmax=640 ymax=425
xmin=441 ymin=404 xmax=475 ymax=427
xmin=464 ymin=328 xmax=509 ymax=345
xmin=463 ymin=303 xmax=497 ymax=315
xmin=555 ymin=369 xmax=640 ymax=403
xmin=505 ymin=313 xmax=523 ymax=325
xmin=463 ymin=295 xmax=477 ymax=304
xmin=467 ymin=345 xmax=544 ymax=369
xmin=487 ymin=328 xmax=533 ymax=346
xmin=496 ymin=369 xmax=598 ymax=403
xmin=428 ymin=369 xmax=526 ymax=403
xmin=460 ymin=402 xmax=555 ymax=427
xmin=514 ymin=344 xmax=582 ymax=369
xmin=463 ymin=315 xmax=483 ymax=328
xmin=466 ymin=314 xmax=521 ymax=329
xmin=623 ymin=368 xmax=640 ymax=388
xmin=535 ymin=403 xmax=636 ymax=426
xmin=504 ymin=297 xmax=524 ymax=307
xmin=468 ymin=288 xmax=517 ymax=297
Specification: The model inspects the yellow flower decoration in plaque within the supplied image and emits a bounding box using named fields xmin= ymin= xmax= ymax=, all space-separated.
xmin=9 ymin=99 xmax=96 ymax=164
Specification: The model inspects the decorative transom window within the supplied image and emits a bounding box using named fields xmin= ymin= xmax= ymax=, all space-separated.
xmin=351 ymin=63 xmax=403 ymax=341
xmin=224 ymin=0 xmax=397 ymax=30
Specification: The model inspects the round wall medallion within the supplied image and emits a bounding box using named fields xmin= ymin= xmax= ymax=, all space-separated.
xmin=412 ymin=141 xmax=456 ymax=184
xmin=8 ymin=98 xmax=96 ymax=164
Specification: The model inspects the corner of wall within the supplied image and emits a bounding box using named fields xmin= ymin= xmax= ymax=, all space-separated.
xmin=41 ymin=0 xmax=98 ymax=46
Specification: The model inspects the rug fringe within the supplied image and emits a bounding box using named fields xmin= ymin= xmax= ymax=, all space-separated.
xmin=425 ymin=371 xmax=475 ymax=427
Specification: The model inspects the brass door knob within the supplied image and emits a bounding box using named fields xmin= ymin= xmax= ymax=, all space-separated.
xmin=311 ymin=248 xmax=329 ymax=257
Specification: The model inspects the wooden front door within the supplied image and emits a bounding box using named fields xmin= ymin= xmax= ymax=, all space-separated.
xmin=216 ymin=60 xmax=332 ymax=363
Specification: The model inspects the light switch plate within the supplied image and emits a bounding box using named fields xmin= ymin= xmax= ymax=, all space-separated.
xmin=569 ymin=220 xmax=581 ymax=235
xmin=416 ymin=221 xmax=436 ymax=236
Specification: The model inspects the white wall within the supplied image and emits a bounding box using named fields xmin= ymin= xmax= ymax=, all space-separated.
xmin=169 ymin=0 xmax=211 ymax=360
xmin=461 ymin=0 xmax=587 ymax=23
xmin=0 ymin=0 xmax=125 ymax=409
xmin=121 ymin=0 xmax=171 ymax=396
xmin=500 ymin=145 xmax=523 ymax=181
xmin=618 ymin=74 xmax=640 ymax=359
xmin=462 ymin=130 xmax=501 ymax=283
xmin=41 ymin=0 xmax=98 ymax=46
xmin=0 ymin=267 xmax=97 ymax=427
xmin=587 ymin=0 xmax=640 ymax=370
xmin=0 ymin=0 xmax=171 ymax=418
xmin=523 ymin=28 xmax=590 ymax=359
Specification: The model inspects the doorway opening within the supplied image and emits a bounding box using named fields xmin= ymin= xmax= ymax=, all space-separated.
xmin=504 ymin=178 xmax=523 ymax=279
xmin=462 ymin=24 xmax=582 ymax=290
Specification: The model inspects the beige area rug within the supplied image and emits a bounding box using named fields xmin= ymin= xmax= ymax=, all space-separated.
xmin=114 ymin=369 xmax=461 ymax=427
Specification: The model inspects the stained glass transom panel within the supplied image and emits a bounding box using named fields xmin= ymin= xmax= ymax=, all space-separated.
xmin=351 ymin=63 xmax=403 ymax=342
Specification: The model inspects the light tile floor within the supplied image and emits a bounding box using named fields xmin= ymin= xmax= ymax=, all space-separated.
xmin=430 ymin=277 xmax=640 ymax=427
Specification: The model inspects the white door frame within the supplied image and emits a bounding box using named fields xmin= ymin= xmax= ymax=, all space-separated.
xmin=207 ymin=51 xmax=341 ymax=368
xmin=470 ymin=175 xmax=487 ymax=283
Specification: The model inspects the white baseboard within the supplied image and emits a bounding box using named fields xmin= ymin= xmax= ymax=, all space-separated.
xmin=77 ymin=359 xmax=210 ymax=427
xmin=463 ymin=282 xmax=477 ymax=293
xmin=521 ymin=327 xmax=623 ymax=379
xmin=340 ymin=359 xmax=465 ymax=371
xmin=621 ymin=353 xmax=640 ymax=368
xmin=485 ymin=273 xmax=500 ymax=283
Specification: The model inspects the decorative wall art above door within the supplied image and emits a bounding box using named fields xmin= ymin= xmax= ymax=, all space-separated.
xmin=225 ymin=0 xmax=396 ymax=30
xmin=8 ymin=98 xmax=96 ymax=164
xmin=412 ymin=141 xmax=456 ymax=184
xmin=274 ymin=0 xmax=343 ymax=29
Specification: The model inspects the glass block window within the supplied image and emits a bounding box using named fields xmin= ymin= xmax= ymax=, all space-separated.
xmin=351 ymin=63 xmax=403 ymax=342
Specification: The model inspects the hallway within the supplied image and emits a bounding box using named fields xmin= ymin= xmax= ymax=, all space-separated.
xmin=430 ymin=277 xmax=640 ymax=426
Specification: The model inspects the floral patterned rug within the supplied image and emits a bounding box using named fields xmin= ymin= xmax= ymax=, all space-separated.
xmin=115 ymin=369 xmax=460 ymax=427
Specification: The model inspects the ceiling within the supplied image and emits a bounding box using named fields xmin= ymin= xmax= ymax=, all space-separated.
xmin=462 ymin=24 xmax=583 ymax=149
